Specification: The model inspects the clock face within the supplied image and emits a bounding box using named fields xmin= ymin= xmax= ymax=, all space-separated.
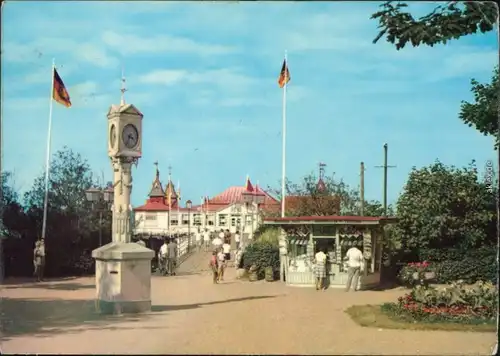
xmin=122 ymin=124 xmax=139 ymax=149
xmin=109 ymin=124 xmax=117 ymax=147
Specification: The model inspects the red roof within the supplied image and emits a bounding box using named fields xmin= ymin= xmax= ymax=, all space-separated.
xmin=264 ymin=215 xmax=397 ymax=223
xmin=191 ymin=178 xmax=280 ymax=213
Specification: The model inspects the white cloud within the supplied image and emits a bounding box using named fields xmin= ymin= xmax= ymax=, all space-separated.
xmin=3 ymin=38 xmax=117 ymax=68
xmin=138 ymin=68 xmax=259 ymax=89
xmin=101 ymin=31 xmax=237 ymax=56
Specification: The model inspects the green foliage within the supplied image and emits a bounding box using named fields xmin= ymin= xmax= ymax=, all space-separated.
xmin=460 ymin=67 xmax=499 ymax=148
xmin=399 ymin=248 xmax=497 ymax=285
xmin=385 ymin=282 xmax=498 ymax=323
xmin=371 ymin=2 xmax=498 ymax=50
xmin=395 ymin=160 xmax=496 ymax=251
xmin=242 ymin=241 xmax=280 ymax=279
xmin=255 ymin=227 xmax=280 ymax=246
xmin=4 ymin=147 xmax=111 ymax=277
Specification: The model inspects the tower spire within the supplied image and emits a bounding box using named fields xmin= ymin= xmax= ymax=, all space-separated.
xmin=168 ymin=165 xmax=172 ymax=182
xmin=154 ymin=161 xmax=159 ymax=179
xmin=120 ymin=66 xmax=127 ymax=105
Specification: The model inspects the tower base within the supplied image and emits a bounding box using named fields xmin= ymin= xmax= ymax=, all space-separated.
xmin=92 ymin=242 xmax=154 ymax=315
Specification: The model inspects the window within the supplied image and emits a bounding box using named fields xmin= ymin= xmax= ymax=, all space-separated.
xmin=218 ymin=214 xmax=227 ymax=226
xmin=245 ymin=215 xmax=252 ymax=225
xmin=170 ymin=214 xmax=178 ymax=226
xmin=182 ymin=214 xmax=189 ymax=225
xmin=207 ymin=214 xmax=215 ymax=226
xmin=145 ymin=214 xmax=157 ymax=220
xmin=231 ymin=214 xmax=240 ymax=227
xmin=193 ymin=214 xmax=201 ymax=226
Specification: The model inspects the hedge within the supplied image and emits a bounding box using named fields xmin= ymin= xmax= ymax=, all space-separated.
xmin=420 ymin=247 xmax=497 ymax=284
xmin=241 ymin=241 xmax=280 ymax=279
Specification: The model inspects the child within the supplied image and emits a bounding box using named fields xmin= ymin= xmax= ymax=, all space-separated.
xmin=209 ymin=251 xmax=219 ymax=284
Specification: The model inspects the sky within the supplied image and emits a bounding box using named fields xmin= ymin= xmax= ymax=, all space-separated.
xmin=1 ymin=1 xmax=498 ymax=208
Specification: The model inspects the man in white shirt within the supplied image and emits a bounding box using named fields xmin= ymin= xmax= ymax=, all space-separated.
xmin=314 ymin=248 xmax=327 ymax=291
xmin=344 ymin=246 xmax=364 ymax=292
xmin=203 ymin=230 xmax=210 ymax=251
xmin=218 ymin=229 xmax=225 ymax=241
xmin=234 ymin=230 xmax=241 ymax=250
xmin=212 ymin=235 xmax=223 ymax=251
xmin=222 ymin=241 xmax=231 ymax=262
xmin=159 ymin=240 xmax=168 ymax=275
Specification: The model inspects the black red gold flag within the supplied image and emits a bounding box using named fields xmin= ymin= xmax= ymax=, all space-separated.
xmin=277 ymin=59 xmax=291 ymax=88
xmin=53 ymin=68 xmax=71 ymax=107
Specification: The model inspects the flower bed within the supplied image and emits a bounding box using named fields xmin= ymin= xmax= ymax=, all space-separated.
xmin=382 ymin=280 xmax=497 ymax=324
xmin=398 ymin=261 xmax=434 ymax=287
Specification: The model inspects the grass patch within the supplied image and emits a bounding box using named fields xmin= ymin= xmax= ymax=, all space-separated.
xmin=345 ymin=304 xmax=496 ymax=332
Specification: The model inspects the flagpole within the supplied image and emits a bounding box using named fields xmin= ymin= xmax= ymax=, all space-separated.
xmin=280 ymin=50 xmax=288 ymax=218
xmin=41 ymin=58 xmax=56 ymax=240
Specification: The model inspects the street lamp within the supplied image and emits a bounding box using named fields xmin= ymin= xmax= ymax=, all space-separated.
xmin=186 ymin=200 xmax=192 ymax=251
xmin=85 ymin=183 xmax=114 ymax=247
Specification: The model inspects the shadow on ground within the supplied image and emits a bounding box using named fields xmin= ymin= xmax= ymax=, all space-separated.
xmin=1 ymin=295 xmax=279 ymax=339
xmin=151 ymin=295 xmax=278 ymax=312
xmin=3 ymin=282 xmax=95 ymax=291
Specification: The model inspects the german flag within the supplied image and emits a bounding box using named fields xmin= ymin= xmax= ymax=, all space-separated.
xmin=277 ymin=59 xmax=290 ymax=88
xmin=53 ymin=68 xmax=71 ymax=107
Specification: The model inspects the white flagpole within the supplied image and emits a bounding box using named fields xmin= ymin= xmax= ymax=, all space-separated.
xmin=41 ymin=58 xmax=56 ymax=240
xmin=280 ymin=50 xmax=288 ymax=218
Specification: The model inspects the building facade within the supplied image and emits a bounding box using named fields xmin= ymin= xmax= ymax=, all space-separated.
xmin=134 ymin=166 xmax=280 ymax=239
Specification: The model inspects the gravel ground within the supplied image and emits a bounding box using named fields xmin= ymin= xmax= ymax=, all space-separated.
xmin=1 ymin=251 xmax=496 ymax=355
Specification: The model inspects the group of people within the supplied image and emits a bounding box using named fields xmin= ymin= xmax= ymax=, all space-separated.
xmin=158 ymin=238 xmax=178 ymax=276
xmin=314 ymin=245 xmax=364 ymax=292
xmin=195 ymin=228 xmax=241 ymax=252
xmin=207 ymin=229 xmax=242 ymax=284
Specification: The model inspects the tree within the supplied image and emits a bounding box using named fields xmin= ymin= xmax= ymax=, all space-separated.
xmin=460 ymin=67 xmax=499 ymax=148
xmin=371 ymin=2 xmax=499 ymax=148
xmin=394 ymin=160 xmax=496 ymax=252
xmin=22 ymin=147 xmax=110 ymax=276
xmin=267 ymin=172 xmax=392 ymax=217
xmin=371 ymin=2 xmax=498 ymax=50
xmin=1 ymin=172 xmax=27 ymax=239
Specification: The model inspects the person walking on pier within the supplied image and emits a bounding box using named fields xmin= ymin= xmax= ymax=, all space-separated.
xmin=209 ymin=251 xmax=219 ymax=284
xmin=167 ymin=238 xmax=178 ymax=276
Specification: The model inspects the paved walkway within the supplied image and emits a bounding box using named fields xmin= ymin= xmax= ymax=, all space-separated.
xmin=1 ymin=251 xmax=496 ymax=355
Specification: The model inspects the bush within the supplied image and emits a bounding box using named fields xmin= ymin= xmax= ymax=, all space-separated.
xmin=398 ymin=261 xmax=433 ymax=287
xmin=419 ymin=247 xmax=497 ymax=284
xmin=384 ymin=281 xmax=498 ymax=323
xmin=242 ymin=241 xmax=279 ymax=280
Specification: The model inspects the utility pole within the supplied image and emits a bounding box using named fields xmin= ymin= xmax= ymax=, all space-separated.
xmin=375 ymin=143 xmax=396 ymax=216
xmin=360 ymin=162 xmax=365 ymax=216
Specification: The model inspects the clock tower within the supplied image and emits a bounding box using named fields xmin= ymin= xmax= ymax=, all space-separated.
xmin=92 ymin=70 xmax=154 ymax=315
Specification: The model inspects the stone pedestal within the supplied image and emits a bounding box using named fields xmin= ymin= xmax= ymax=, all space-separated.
xmin=92 ymin=242 xmax=154 ymax=315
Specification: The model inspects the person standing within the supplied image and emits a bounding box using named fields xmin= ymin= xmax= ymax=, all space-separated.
xmin=234 ymin=230 xmax=241 ymax=250
xmin=159 ymin=239 xmax=168 ymax=275
xmin=209 ymin=251 xmax=219 ymax=284
xmin=195 ymin=229 xmax=202 ymax=250
xmin=222 ymin=241 xmax=231 ymax=263
xmin=344 ymin=245 xmax=364 ymax=292
xmin=217 ymin=248 xmax=226 ymax=282
xmin=167 ymin=238 xmax=178 ymax=276
xmin=234 ymin=247 xmax=243 ymax=269
xmin=314 ymin=248 xmax=327 ymax=291
xmin=33 ymin=240 xmax=45 ymax=282
xmin=218 ymin=229 xmax=225 ymax=243
xmin=203 ymin=229 xmax=210 ymax=251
